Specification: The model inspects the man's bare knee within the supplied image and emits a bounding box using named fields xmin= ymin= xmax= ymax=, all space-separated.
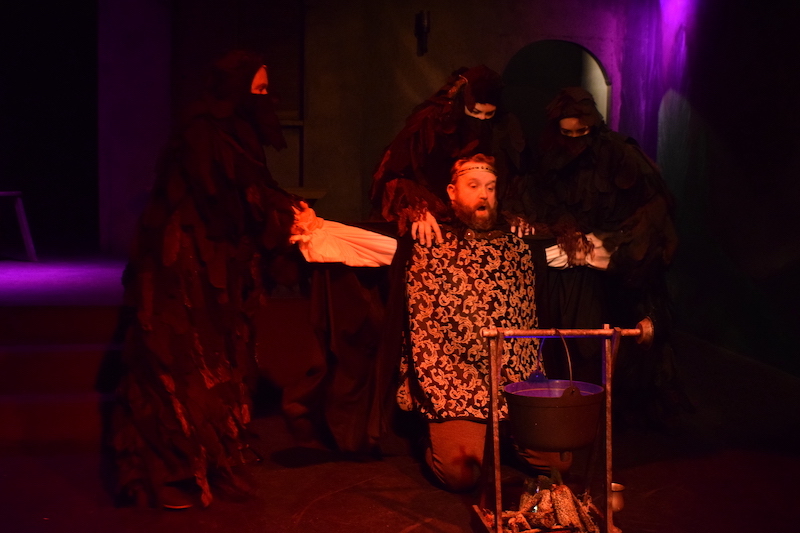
xmin=438 ymin=459 xmax=481 ymax=492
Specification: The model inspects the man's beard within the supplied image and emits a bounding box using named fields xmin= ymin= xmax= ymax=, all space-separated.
xmin=452 ymin=201 xmax=498 ymax=230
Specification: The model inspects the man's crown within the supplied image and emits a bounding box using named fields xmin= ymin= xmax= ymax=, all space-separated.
xmin=456 ymin=164 xmax=496 ymax=177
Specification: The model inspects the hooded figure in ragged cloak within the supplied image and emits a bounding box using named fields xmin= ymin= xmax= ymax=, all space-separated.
xmin=370 ymin=65 xmax=526 ymax=243
xmin=110 ymin=50 xmax=301 ymax=509
xmin=521 ymin=87 xmax=687 ymax=429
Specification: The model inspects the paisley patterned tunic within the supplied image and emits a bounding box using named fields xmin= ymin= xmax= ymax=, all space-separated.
xmin=397 ymin=227 xmax=541 ymax=421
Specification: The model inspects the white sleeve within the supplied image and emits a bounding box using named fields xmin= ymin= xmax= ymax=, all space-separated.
xmin=545 ymin=243 xmax=570 ymax=268
xmin=290 ymin=220 xmax=397 ymax=267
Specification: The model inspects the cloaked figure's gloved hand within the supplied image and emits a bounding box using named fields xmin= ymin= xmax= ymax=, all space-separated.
xmin=410 ymin=210 xmax=443 ymax=246
xmin=509 ymin=216 xmax=534 ymax=238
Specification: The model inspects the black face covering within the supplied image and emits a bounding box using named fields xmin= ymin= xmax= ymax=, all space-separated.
xmin=540 ymin=88 xmax=606 ymax=167
xmin=558 ymin=131 xmax=592 ymax=157
xmin=239 ymin=93 xmax=287 ymax=150
xmin=539 ymin=128 xmax=599 ymax=172
xmin=456 ymin=113 xmax=494 ymax=157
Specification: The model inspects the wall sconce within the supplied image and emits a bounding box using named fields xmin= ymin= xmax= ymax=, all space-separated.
xmin=414 ymin=11 xmax=430 ymax=56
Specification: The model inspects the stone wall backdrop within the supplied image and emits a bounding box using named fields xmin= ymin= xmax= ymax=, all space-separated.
xmin=6 ymin=0 xmax=794 ymax=373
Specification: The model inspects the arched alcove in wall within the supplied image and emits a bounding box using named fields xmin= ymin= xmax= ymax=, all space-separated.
xmin=502 ymin=39 xmax=610 ymax=149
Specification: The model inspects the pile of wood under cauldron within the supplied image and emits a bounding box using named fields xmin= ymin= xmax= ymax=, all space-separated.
xmin=487 ymin=476 xmax=602 ymax=533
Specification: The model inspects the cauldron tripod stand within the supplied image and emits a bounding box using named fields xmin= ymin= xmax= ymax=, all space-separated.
xmin=472 ymin=318 xmax=654 ymax=533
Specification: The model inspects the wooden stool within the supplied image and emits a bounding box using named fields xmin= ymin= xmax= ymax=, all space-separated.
xmin=0 ymin=191 xmax=38 ymax=261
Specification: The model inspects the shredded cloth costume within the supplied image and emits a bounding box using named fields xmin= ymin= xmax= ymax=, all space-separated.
xmin=525 ymin=87 xmax=677 ymax=281
xmin=110 ymin=51 xmax=298 ymax=507
xmin=370 ymin=66 xmax=526 ymax=234
xmin=397 ymin=225 xmax=541 ymax=420
xmin=522 ymin=87 xmax=685 ymax=427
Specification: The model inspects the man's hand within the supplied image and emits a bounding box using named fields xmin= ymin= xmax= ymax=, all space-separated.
xmin=410 ymin=211 xmax=443 ymax=246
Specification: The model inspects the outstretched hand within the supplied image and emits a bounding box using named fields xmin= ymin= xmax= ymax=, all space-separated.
xmin=410 ymin=211 xmax=443 ymax=246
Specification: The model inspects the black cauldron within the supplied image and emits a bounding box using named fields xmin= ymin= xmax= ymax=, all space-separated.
xmin=504 ymin=379 xmax=604 ymax=451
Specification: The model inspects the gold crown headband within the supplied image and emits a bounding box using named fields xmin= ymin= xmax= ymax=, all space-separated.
xmin=456 ymin=164 xmax=496 ymax=177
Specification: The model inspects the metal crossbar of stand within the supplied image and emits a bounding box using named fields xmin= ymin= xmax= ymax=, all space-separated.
xmin=0 ymin=191 xmax=37 ymax=261
xmin=473 ymin=318 xmax=655 ymax=533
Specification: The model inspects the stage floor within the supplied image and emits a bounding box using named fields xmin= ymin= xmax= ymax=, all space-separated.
xmin=0 ymin=256 xmax=126 ymax=306
xmin=1 ymin=256 xmax=799 ymax=532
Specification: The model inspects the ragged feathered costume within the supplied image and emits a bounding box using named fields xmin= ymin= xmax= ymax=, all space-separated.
xmin=111 ymin=50 xmax=299 ymax=507
xmin=522 ymin=87 xmax=686 ymax=428
xmin=527 ymin=87 xmax=677 ymax=282
xmin=370 ymin=65 xmax=526 ymax=233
